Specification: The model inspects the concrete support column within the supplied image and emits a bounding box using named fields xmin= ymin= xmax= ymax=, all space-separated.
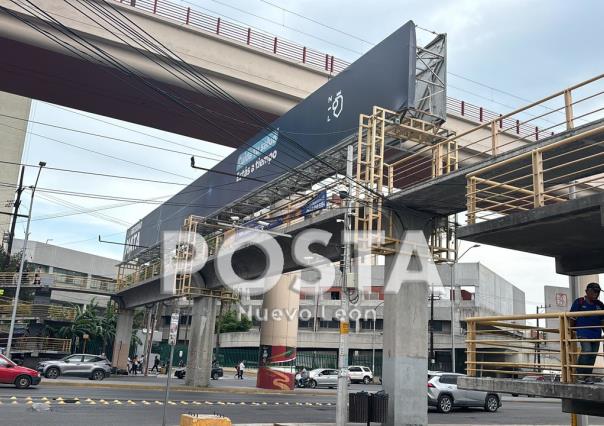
xmin=257 ymin=273 xmax=300 ymax=390
xmin=0 ymin=92 xmax=31 ymax=237
xmin=383 ymin=212 xmax=432 ymax=426
xmin=185 ymin=296 xmax=218 ymax=387
xmin=112 ymin=308 xmax=134 ymax=371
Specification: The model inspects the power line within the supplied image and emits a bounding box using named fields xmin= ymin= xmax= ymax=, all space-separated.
xmin=0 ymin=111 xmax=225 ymax=160
xmin=78 ymin=0 xmax=379 ymax=203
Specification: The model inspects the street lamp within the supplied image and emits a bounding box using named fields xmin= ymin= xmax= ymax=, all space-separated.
xmin=449 ymin=244 xmax=480 ymax=373
xmin=6 ymin=161 xmax=46 ymax=358
xmin=371 ymin=301 xmax=384 ymax=375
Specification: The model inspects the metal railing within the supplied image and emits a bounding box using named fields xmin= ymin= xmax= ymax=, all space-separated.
xmin=0 ymin=272 xmax=117 ymax=294
xmin=466 ymin=122 xmax=604 ymax=223
xmin=466 ymin=310 xmax=604 ymax=383
xmin=117 ymin=0 xmax=347 ymax=73
xmin=0 ymin=300 xmax=77 ymax=322
xmin=392 ymin=74 xmax=604 ymax=195
xmin=0 ymin=337 xmax=72 ymax=353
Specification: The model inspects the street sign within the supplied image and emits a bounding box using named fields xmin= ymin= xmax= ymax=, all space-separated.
xmin=168 ymin=313 xmax=179 ymax=345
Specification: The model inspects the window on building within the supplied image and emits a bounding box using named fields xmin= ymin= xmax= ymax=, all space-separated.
xmin=298 ymin=319 xmax=313 ymax=329
xmin=319 ymin=319 xmax=340 ymax=329
xmin=430 ymin=320 xmax=451 ymax=333
xmin=359 ymin=319 xmax=383 ymax=330
xmin=330 ymin=291 xmax=340 ymax=300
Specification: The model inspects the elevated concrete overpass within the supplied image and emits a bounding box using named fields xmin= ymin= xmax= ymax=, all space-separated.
xmin=0 ymin=0 xmax=529 ymax=148
xmin=0 ymin=0 xmax=333 ymax=145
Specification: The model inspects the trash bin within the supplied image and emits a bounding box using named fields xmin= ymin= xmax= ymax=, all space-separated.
xmin=348 ymin=392 xmax=369 ymax=423
xmin=369 ymin=391 xmax=389 ymax=423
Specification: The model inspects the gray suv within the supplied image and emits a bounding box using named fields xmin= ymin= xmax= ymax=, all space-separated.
xmin=38 ymin=354 xmax=111 ymax=381
xmin=428 ymin=372 xmax=501 ymax=413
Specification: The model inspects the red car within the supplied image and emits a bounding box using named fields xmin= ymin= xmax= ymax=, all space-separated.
xmin=0 ymin=354 xmax=41 ymax=389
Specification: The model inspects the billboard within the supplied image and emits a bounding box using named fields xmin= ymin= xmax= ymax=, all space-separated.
xmin=125 ymin=21 xmax=417 ymax=260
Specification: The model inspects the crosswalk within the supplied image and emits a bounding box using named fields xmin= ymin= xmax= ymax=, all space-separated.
xmin=0 ymin=396 xmax=333 ymax=408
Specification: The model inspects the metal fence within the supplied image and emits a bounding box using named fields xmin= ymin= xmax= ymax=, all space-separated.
xmin=0 ymin=272 xmax=116 ymax=294
xmin=0 ymin=303 xmax=76 ymax=322
xmin=0 ymin=337 xmax=72 ymax=354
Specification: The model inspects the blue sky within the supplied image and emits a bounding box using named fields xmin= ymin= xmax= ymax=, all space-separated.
xmin=11 ymin=0 xmax=604 ymax=310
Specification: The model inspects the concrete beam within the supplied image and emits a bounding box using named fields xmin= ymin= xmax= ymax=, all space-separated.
xmin=562 ymin=398 xmax=604 ymax=417
xmin=459 ymin=377 xmax=604 ymax=402
xmin=185 ymin=296 xmax=218 ymax=387
xmin=556 ymin=248 xmax=604 ymax=275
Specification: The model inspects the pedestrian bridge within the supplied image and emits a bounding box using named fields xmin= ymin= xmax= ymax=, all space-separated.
xmin=0 ymin=272 xmax=117 ymax=295
xmin=114 ymin=73 xmax=604 ymax=307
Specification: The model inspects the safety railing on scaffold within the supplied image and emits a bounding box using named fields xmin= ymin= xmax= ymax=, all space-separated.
xmin=391 ymin=73 xmax=604 ymax=194
xmin=0 ymin=272 xmax=117 ymax=294
xmin=0 ymin=298 xmax=77 ymax=322
xmin=466 ymin=310 xmax=604 ymax=383
xmin=0 ymin=337 xmax=72 ymax=353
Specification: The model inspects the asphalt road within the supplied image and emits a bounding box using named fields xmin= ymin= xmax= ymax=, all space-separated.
xmin=0 ymin=380 xmax=600 ymax=425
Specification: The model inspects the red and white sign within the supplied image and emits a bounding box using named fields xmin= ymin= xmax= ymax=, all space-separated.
xmin=555 ymin=293 xmax=568 ymax=307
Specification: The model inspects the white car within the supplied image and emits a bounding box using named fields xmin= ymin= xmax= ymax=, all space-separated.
xmin=347 ymin=365 xmax=373 ymax=384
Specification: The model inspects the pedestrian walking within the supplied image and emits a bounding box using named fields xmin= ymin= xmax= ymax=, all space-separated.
xmin=139 ymin=355 xmax=145 ymax=373
xmin=130 ymin=355 xmax=139 ymax=375
xmin=238 ymin=360 xmax=245 ymax=379
xmin=151 ymin=355 xmax=160 ymax=373
xmin=570 ymin=282 xmax=604 ymax=384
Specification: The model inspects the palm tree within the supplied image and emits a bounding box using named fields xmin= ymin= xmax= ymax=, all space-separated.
xmin=98 ymin=302 xmax=117 ymax=355
xmin=56 ymin=303 xmax=101 ymax=352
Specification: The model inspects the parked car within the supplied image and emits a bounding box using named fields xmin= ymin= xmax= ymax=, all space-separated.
xmin=427 ymin=372 xmax=501 ymax=413
xmin=298 ymin=368 xmax=351 ymax=389
xmin=0 ymin=354 xmax=41 ymax=389
xmin=37 ymin=354 xmax=111 ymax=381
xmin=347 ymin=365 xmax=373 ymax=384
xmin=174 ymin=365 xmax=224 ymax=380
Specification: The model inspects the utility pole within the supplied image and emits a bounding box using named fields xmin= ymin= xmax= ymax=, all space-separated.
xmin=6 ymin=162 xmax=45 ymax=358
xmin=429 ymin=291 xmax=439 ymax=369
xmin=4 ymin=166 xmax=25 ymax=267
xmin=336 ymin=145 xmax=353 ymax=426
xmin=534 ymin=304 xmax=550 ymax=369
xmin=371 ymin=301 xmax=384 ymax=374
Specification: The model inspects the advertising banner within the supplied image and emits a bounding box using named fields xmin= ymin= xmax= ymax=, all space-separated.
xmin=127 ymin=21 xmax=417 ymax=259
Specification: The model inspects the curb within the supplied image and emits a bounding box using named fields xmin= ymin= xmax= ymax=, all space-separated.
xmin=42 ymin=381 xmax=333 ymax=397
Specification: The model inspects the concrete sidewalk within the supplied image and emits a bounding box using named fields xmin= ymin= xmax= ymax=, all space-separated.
xmin=43 ymin=376 xmax=330 ymax=397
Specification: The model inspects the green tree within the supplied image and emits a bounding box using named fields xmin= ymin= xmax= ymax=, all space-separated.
xmin=219 ymin=310 xmax=252 ymax=333
xmin=0 ymin=246 xmax=30 ymax=273
xmin=56 ymin=303 xmax=101 ymax=352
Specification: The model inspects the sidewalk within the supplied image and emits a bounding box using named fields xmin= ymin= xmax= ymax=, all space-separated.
xmin=44 ymin=375 xmax=330 ymax=397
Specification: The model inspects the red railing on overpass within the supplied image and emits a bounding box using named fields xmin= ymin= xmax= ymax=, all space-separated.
xmin=118 ymin=0 xmax=347 ymax=73
xmin=118 ymin=0 xmax=549 ymax=139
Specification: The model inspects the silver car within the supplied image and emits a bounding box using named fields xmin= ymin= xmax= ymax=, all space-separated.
xmin=427 ymin=372 xmax=501 ymax=413
xmin=38 ymin=354 xmax=111 ymax=381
